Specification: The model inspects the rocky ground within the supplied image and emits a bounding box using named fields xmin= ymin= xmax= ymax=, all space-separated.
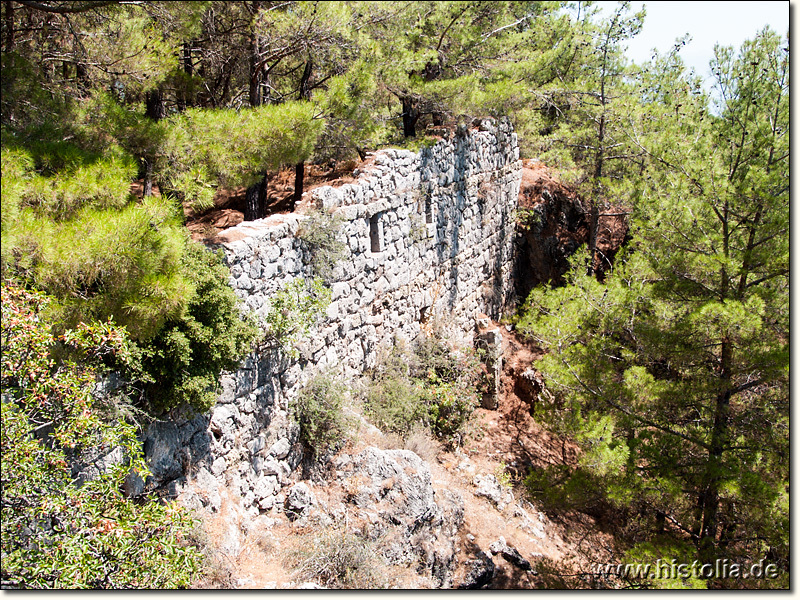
xmin=184 ymin=323 xmax=617 ymax=590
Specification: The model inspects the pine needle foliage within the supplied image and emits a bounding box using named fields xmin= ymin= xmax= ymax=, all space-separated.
xmin=518 ymin=27 xmax=788 ymax=580
xmin=161 ymin=102 xmax=324 ymax=210
xmin=1 ymin=135 xmax=258 ymax=415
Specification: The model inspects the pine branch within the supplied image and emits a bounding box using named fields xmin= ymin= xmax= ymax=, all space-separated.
xmin=15 ymin=0 xmax=124 ymax=14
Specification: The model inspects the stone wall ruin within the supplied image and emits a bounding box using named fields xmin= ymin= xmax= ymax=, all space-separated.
xmin=139 ymin=117 xmax=522 ymax=524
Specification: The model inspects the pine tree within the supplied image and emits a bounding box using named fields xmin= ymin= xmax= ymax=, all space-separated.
xmin=518 ymin=28 xmax=788 ymax=584
xmin=534 ymin=1 xmax=645 ymax=274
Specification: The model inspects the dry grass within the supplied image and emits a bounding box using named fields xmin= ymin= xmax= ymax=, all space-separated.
xmin=284 ymin=528 xmax=387 ymax=589
xmin=404 ymin=429 xmax=441 ymax=463
xmin=341 ymin=474 xmax=372 ymax=500
xmin=185 ymin=518 xmax=237 ymax=589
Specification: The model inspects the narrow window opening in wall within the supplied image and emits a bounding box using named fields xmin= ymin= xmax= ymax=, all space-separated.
xmin=370 ymin=213 xmax=384 ymax=253
xmin=425 ymin=192 xmax=433 ymax=224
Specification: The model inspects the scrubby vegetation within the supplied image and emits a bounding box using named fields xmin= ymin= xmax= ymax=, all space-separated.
xmin=296 ymin=208 xmax=348 ymax=284
xmin=263 ymin=277 xmax=331 ymax=359
xmin=0 ymin=0 xmax=787 ymax=590
xmin=286 ymin=528 xmax=386 ymax=589
xmin=293 ymin=373 xmax=353 ymax=458
xmin=131 ymin=243 xmax=261 ymax=413
xmin=1 ymin=284 xmax=202 ymax=589
xmin=1 ymin=137 xmax=260 ymax=415
xmin=362 ymin=333 xmax=484 ymax=446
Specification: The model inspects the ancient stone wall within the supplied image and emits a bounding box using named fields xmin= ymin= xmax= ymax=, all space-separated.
xmin=140 ymin=117 xmax=522 ymax=522
xmin=223 ymin=116 xmax=520 ymax=372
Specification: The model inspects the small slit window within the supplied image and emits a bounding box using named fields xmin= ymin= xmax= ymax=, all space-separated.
xmin=370 ymin=213 xmax=384 ymax=253
xmin=425 ymin=193 xmax=433 ymax=224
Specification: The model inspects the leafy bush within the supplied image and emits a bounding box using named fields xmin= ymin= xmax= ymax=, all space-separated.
xmin=293 ymin=373 xmax=352 ymax=458
xmin=133 ymin=243 xmax=261 ymax=413
xmin=362 ymin=340 xmax=427 ymax=438
xmin=362 ymin=334 xmax=482 ymax=445
xmin=264 ymin=277 xmax=330 ymax=358
xmin=0 ymin=283 xmax=202 ymax=589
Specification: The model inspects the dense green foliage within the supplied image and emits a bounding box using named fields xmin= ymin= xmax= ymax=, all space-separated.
xmin=518 ymin=27 xmax=788 ymax=588
xmin=133 ymin=244 xmax=261 ymax=412
xmin=293 ymin=373 xmax=353 ymax=458
xmin=362 ymin=334 xmax=483 ymax=444
xmin=1 ymin=135 xmax=260 ymax=413
xmin=0 ymin=0 xmax=788 ymax=590
xmin=1 ymin=142 xmax=189 ymax=340
xmin=161 ymin=102 xmax=324 ymax=210
xmin=263 ymin=277 xmax=331 ymax=359
xmin=1 ymin=283 xmax=202 ymax=589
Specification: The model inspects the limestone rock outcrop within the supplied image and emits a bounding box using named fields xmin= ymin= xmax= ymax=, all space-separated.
xmin=333 ymin=447 xmax=465 ymax=588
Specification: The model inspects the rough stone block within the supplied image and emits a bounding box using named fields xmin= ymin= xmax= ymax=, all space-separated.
xmin=269 ymin=438 xmax=291 ymax=460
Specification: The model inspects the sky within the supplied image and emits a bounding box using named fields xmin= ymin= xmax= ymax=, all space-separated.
xmin=596 ymin=1 xmax=790 ymax=86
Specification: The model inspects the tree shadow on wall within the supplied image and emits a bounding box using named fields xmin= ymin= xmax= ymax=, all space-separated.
xmin=134 ymin=347 xmax=292 ymax=502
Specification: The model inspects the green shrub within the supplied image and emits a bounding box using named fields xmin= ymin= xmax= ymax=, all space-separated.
xmin=263 ymin=277 xmax=330 ymax=358
xmin=296 ymin=208 xmax=347 ymax=284
xmin=1 ymin=283 xmax=203 ymax=589
xmin=362 ymin=334 xmax=482 ymax=445
xmin=2 ymin=139 xmax=259 ymax=414
xmin=362 ymin=341 xmax=427 ymax=437
xmin=133 ymin=242 xmax=261 ymax=413
xmin=293 ymin=373 xmax=352 ymax=458
xmin=422 ymin=375 xmax=477 ymax=440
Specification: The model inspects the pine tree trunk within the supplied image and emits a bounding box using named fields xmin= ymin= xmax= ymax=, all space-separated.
xmin=245 ymin=173 xmax=269 ymax=221
xmin=588 ymin=110 xmax=605 ymax=275
xmin=291 ymin=58 xmax=313 ymax=211
xmin=249 ymin=1 xmax=262 ymax=108
xmin=5 ymin=0 xmax=14 ymax=51
xmin=75 ymin=62 xmax=89 ymax=97
xmin=292 ymin=161 xmax=304 ymax=212
xmin=178 ymin=41 xmax=193 ymax=111
xmin=698 ymin=338 xmax=732 ymax=562
xmin=143 ymin=159 xmax=154 ymax=198
xmin=143 ymin=88 xmax=165 ymax=197
xmin=402 ymin=96 xmax=418 ymax=138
